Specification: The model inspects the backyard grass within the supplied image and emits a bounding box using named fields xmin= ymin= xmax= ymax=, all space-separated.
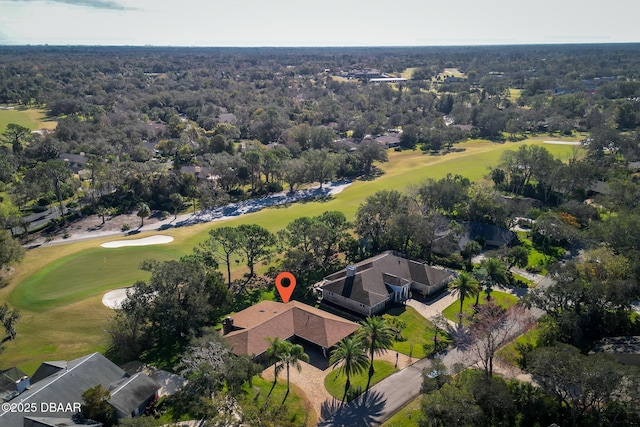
xmin=381 ymin=396 xmax=422 ymax=427
xmin=385 ymin=306 xmax=449 ymax=360
xmin=0 ymin=138 xmax=576 ymax=371
xmin=497 ymin=325 xmax=540 ymax=367
xmin=517 ymin=231 xmax=565 ymax=275
xmin=511 ymin=272 xmax=535 ymax=287
xmin=442 ymin=291 xmax=519 ymax=325
xmin=324 ymin=360 xmax=396 ymax=401
xmin=247 ymin=376 xmax=318 ymax=426
xmin=0 ymin=106 xmax=57 ymax=133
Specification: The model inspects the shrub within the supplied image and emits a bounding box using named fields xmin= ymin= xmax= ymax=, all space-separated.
xmin=121 ymin=223 xmax=131 ymax=231
xmin=266 ymin=181 xmax=283 ymax=193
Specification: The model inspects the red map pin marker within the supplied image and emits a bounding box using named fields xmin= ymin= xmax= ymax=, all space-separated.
xmin=275 ymin=272 xmax=296 ymax=303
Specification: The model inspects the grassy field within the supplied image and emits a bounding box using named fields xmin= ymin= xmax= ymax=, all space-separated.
xmin=385 ymin=306 xmax=448 ymax=360
xmin=0 ymin=138 xmax=577 ymax=372
xmin=442 ymin=291 xmax=519 ymax=325
xmin=381 ymin=396 xmax=422 ymax=427
xmin=324 ymin=359 xmax=396 ymax=401
xmin=248 ymin=376 xmax=318 ymax=426
xmin=0 ymin=106 xmax=57 ymax=133
xmin=497 ymin=325 xmax=540 ymax=367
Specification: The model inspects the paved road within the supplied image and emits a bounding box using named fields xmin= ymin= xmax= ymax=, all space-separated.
xmin=12 ymin=206 xmax=68 ymax=235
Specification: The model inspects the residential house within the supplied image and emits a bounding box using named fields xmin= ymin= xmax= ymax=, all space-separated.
xmin=0 ymin=367 xmax=30 ymax=402
xmin=58 ymin=153 xmax=88 ymax=174
xmin=179 ymin=165 xmax=217 ymax=182
xmin=315 ymin=252 xmax=455 ymax=316
xmin=0 ymin=353 xmax=160 ymax=427
xmin=590 ymin=336 xmax=640 ymax=367
xmin=375 ymin=133 xmax=401 ymax=149
xmin=457 ymin=222 xmax=516 ymax=251
xmin=222 ymin=300 xmax=360 ymax=358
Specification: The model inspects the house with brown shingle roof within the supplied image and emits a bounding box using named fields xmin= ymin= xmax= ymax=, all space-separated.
xmin=315 ymin=252 xmax=455 ymax=316
xmin=221 ymin=300 xmax=360 ymax=358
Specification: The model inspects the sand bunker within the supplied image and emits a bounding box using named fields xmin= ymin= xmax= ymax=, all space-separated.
xmin=102 ymin=287 xmax=132 ymax=309
xmin=100 ymin=235 xmax=174 ymax=248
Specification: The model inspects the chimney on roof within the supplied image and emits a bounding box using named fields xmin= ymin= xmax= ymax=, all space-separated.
xmin=16 ymin=376 xmax=30 ymax=393
xmin=222 ymin=317 xmax=234 ymax=335
xmin=346 ymin=265 xmax=357 ymax=277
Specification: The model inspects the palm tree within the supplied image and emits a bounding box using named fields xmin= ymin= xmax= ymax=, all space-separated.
xmin=329 ymin=337 xmax=369 ymax=403
xmin=265 ymin=337 xmax=288 ymax=397
xmin=473 ymin=266 xmax=488 ymax=306
xmin=279 ymin=341 xmax=309 ymax=402
xmin=136 ymin=202 xmax=150 ymax=227
xmin=480 ymin=257 xmax=509 ymax=300
xmin=359 ymin=316 xmax=394 ymax=389
xmin=448 ymin=271 xmax=479 ymax=325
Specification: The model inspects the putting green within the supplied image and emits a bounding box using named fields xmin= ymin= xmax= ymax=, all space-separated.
xmin=0 ymin=138 xmax=579 ymax=372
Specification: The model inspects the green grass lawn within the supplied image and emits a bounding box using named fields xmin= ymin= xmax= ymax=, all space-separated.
xmin=442 ymin=290 xmax=518 ymax=325
xmin=517 ymin=231 xmax=566 ymax=275
xmin=324 ymin=359 xmax=397 ymax=401
xmin=0 ymin=106 xmax=57 ymax=133
xmin=247 ymin=376 xmax=317 ymax=426
xmin=497 ymin=325 xmax=540 ymax=367
xmin=0 ymin=138 xmax=576 ymax=372
xmin=9 ymin=245 xmax=180 ymax=312
xmin=381 ymin=396 xmax=422 ymax=427
xmin=385 ymin=306 xmax=449 ymax=359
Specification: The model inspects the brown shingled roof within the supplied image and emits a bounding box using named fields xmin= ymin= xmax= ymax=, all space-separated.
xmin=223 ymin=300 xmax=360 ymax=357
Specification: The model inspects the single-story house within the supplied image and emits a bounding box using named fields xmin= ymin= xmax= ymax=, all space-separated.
xmin=0 ymin=353 xmax=160 ymax=427
xmin=457 ymin=222 xmax=516 ymax=251
xmin=222 ymin=300 xmax=360 ymax=358
xmin=0 ymin=367 xmax=30 ymax=402
xmin=590 ymin=336 xmax=640 ymax=367
xmin=58 ymin=153 xmax=88 ymax=173
xmin=315 ymin=252 xmax=455 ymax=316
xmin=589 ymin=180 xmax=612 ymax=195
xmin=179 ymin=165 xmax=217 ymax=182
xmin=375 ymin=134 xmax=401 ymax=149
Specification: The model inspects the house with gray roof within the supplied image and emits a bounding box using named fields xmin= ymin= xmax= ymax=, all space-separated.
xmin=58 ymin=153 xmax=88 ymax=174
xmin=315 ymin=252 xmax=455 ymax=316
xmin=590 ymin=336 xmax=640 ymax=367
xmin=457 ymin=222 xmax=516 ymax=251
xmin=0 ymin=353 xmax=160 ymax=427
xmin=0 ymin=367 xmax=30 ymax=402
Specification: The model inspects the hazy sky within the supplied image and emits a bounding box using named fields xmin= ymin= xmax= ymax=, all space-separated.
xmin=1 ymin=0 xmax=639 ymax=46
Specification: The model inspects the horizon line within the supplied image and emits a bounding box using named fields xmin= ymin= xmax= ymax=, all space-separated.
xmin=2 ymin=41 xmax=640 ymax=49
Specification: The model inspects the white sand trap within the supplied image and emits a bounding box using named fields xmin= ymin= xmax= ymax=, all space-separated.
xmin=328 ymin=181 xmax=352 ymax=195
xmin=100 ymin=235 xmax=174 ymax=248
xmin=543 ymin=140 xmax=582 ymax=145
xmin=102 ymin=287 xmax=133 ymax=309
